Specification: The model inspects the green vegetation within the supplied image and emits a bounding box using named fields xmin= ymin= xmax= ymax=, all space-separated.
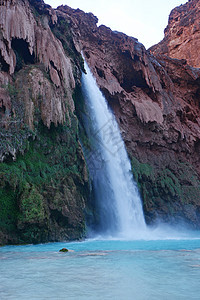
xmin=0 ymin=186 xmax=18 ymax=233
xmin=19 ymin=183 xmax=45 ymax=223
xmin=6 ymin=83 xmax=18 ymax=98
xmin=131 ymin=156 xmax=200 ymax=222
xmin=0 ymin=2 xmax=91 ymax=245
xmin=2 ymin=119 xmax=80 ymax=187
xmin=131 ymin=157 xmax=153 ymax=184
xmin=0 ymin=79 xmax=32 ymax=166
xmin=0 ymin=118 xmax=88 ymax=244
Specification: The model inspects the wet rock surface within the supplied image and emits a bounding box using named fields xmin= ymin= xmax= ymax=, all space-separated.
xmin=57 ymin=2 xmax=200 ymax=227
xmin=1 ymin=0 xmax=200 ymax=245
xmin=0 ymin=0 xmax=89 ymax=245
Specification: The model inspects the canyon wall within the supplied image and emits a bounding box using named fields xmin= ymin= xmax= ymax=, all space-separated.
xmin=0 ymin=0 xmax=200 ymax=244
xmin=57 ymin=2 xmax=200 ymax=226
xmin=0 ymin=0 xmax=89 ymax=245
xmin=150 ymin=0 xmax=200 ymax=68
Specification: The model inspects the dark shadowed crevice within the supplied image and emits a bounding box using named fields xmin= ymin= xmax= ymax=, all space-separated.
xmin=0 ymin=102 xmax=6 ymax=115
xmin=0 ymin=51 xmax=9 ymax=72
xmin=11 ymin=38 xmax=35 ymax=72
xmin=95 ymin=66 xmax=105 ymax=79
xmin=121 ymin=69 xmax=149 ymax=93
xmin=195 ymin=88 xmax=200 ymax=108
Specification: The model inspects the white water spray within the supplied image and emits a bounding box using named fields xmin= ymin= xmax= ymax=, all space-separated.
xmin=81 ymin=62 xmax=146 ymax=238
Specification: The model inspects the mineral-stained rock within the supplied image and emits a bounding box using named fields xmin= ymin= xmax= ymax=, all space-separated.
xmin=149 ymin=0 xmax=200 ymax=68
xmin=57 ymin=2 xmax=200 ymax=227
xmin=1 ymin=0 xmax=200 ymax=245
xmin=0 ymin=0 xmax=75 ymax=109
xmin=0 ymin=0 xmax=89 ymax=245
xmin=0 ymin=0 xmax=80 ymax=159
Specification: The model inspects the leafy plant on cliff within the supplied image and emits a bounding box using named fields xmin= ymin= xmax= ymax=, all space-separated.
xmin=18 ymin=183 xmax=46 ymax=224
xmin=131 ymin=156 xmax=200 ymax=224
xmin=0 ymin=117 xmax=88 ymax=244
xmin=0 ymin=186 xmax=18 ymax=232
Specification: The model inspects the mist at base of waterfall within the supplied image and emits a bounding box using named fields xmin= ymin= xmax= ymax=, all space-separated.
xmin=87 ymin=219 xmax=200 ymax=241
xmin=81 ymin=61 xmax=198 ymax=246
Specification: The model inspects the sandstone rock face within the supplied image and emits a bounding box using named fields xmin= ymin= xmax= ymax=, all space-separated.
xmin=1 ymin=0 xmax=200 ymax=245
xmin=0 ymin=0 xmax=75 ymax=129
xmin=57 ymin=4 xmax=200 ymax=227
xmin=150 ymin=0 xmax=200 ymax=68
xmin=0 ymin=0 xmax=82 ymax=162
xmin=0 ymin=0 xmax=73 ymax=85
xmin=0 ymin=0 xmax=89 ymax=245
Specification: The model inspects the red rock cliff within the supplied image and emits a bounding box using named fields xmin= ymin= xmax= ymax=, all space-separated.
xmin=1 ymin=0 xmax=200 ymax=245
xmin=150 ymin=0 xmax=200 ymax=68
xmin=57 ymin=3 xmax=200 ymax=226
xmin=0 ymin=0 xmax=89 ymax=245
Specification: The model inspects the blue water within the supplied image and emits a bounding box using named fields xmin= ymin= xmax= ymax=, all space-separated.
xmin=1 ymin=237 xmax=200 ymax=299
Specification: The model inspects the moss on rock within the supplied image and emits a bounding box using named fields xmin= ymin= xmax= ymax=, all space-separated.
xmin=0 ymin=119 xmax=89 ymax=245
xmin=131 ymin=156 xmax=200 ymax=227
xmin=19 ymin=183 xmax=46 ymax=224
xmin=0 ymin=0 xmax=91 ymax=246
xmin=59 ymin=248 xmax=69 ymax=252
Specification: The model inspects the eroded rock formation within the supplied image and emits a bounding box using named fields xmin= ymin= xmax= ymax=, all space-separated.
xmin=0 ymin=0 xmax=200 ymax=245
xmin=0 ymin=0 xmax=89 ymax=245
xmin=57 ymin=3 xmax=200 ymax=226
xmin=0 ymin=0 xmax=76 ymax=130
xmin=150 ymin=0 xmax=200 ymax=68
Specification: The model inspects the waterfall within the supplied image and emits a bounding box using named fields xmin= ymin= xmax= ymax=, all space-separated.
xmin=81 ymin=62 xmax=146 ymax=238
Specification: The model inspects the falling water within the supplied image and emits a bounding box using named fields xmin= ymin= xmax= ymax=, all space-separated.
xmin=81 ymin=62 xmax=146 ymax=238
